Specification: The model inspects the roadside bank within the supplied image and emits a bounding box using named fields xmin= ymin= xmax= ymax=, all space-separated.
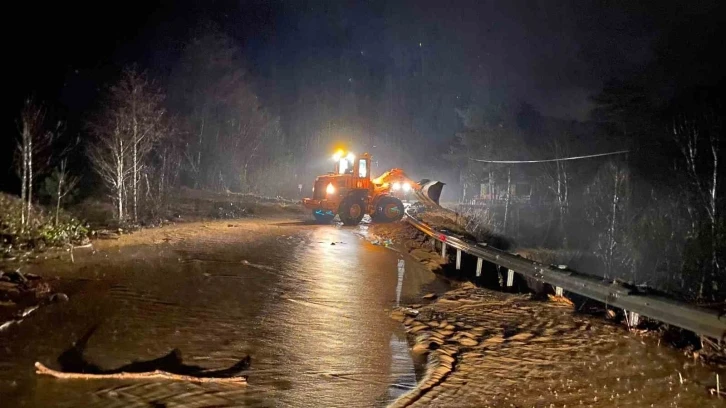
xmin=370 ymin=221 xmax=726 ymax=407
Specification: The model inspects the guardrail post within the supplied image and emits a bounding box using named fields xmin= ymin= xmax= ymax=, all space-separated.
xmin=475 ymin=258 xmax=483 ymax=277
xmin=456 ymin=249 xmax=462 ymax=270
xmin=506 ymin=269 xmax=514 ymax=287
xmin=441 ymin=243 xmax=447 ymax=259
xmin=555 ymin=286 xmax=563 ymax=296
xmin=626 ymin=310 xmax=640 ymax=328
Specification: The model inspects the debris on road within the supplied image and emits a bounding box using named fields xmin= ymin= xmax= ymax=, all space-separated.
xmin=0 ymin=268 xmax=66 ymax=332
xmin=390 ymin=282 xmax=718 ymax=407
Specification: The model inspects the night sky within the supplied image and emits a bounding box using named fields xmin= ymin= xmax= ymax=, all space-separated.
xmin=4 ymin=0 xmax=725 ymax=189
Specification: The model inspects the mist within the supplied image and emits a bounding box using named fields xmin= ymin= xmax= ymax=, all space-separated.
xmin=3 ymin=0 xmax=725 ymax=301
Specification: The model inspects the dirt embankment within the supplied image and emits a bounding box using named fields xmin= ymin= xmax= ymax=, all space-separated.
xmin=169 ymin=188 xmax=303 ymax=220
xmin=86 ymin=189 xmax=306 ymax=249
xmin=2 ymin=188 xmax=303 ymax=259
xmin=390 ymin=283 xmax=724 ymax=407
xmin=371 ymin=221 xmax=725 ymax=406
xmin=78 ymin=187 xmax=304 ymax=232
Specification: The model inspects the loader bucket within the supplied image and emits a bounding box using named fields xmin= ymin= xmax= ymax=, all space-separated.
xmin=417 ymin=180 xmax=445 ymax=206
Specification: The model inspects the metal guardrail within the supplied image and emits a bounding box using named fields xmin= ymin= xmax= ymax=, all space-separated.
xmin=404 ymin=208 xmax=726 ymax=341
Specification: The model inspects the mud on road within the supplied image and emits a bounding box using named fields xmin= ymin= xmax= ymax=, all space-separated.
xmin=1 ymin=216 xmax=724 ymax=407
xmin=0 ymin=216 xmax=448 ymax=407
xmin=370 ymin=222 xmax=726 ymax=407
xmin=391 ymin=283 xmax=724 ymax=407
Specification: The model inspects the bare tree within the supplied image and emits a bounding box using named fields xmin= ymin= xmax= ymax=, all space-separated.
xmin=123 ymin=69 xmax=166 ymax=222
xmin=171 ymin=30 xmax=288 ymax=194
xmin=15 ymin=98 xmax=59 ymax=229
xmin=143 ymin=120 xmax=182 ymax=218
xmin=242 ymin=116 xmax=293 ymax=196
xmin=88 ymin=115 xmax=131 ymax=221
xmin=672 ymin=110 xmax=723 ymax=297
xmin=52 ymin=158 xmax=80 ymax=225
xmin=502 ymin=165 xmax=512 ymax=232
xmin=542 ymin=140 xmax=571 ymax=246
xmin=585 ymin=160 xmax=631 ymax=279
xmin=87 ymin=68 xmax=166 ymax=222
xmin=183 ymin=115 xmax=205 ymax=189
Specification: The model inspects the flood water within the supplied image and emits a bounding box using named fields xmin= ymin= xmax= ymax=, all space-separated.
xmin=0 ymin=222 xmax=448 ymax=407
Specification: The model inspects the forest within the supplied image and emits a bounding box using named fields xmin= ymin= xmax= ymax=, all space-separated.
xmin=3 ymin=3 xmax=725 ymax=303
xmin=446 ymin=20 xmax=725 ymax=301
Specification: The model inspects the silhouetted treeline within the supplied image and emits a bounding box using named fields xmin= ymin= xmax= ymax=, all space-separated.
xmin=7 ymin=28 xmax=294 ymax=227
xmin=446 ymin=14 xmax=725 ymax=301
xmin=6 ymin=7 xmax=724 ymax=302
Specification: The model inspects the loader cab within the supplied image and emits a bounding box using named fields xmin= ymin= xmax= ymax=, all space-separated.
xmin=333 ymin=151 xmax=371 ymax=180
xmin=355 ymin=153 xmax=371 ymax=180
xmin=330 ymin=151 xmax=371 ymax=191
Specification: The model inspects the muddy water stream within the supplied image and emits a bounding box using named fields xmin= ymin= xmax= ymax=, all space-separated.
xmin=0 ymin=222 xmax=447 ymax=407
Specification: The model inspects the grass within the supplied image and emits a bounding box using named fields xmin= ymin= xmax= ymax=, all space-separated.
xmin=0 ymin=193 xmax=88 ymax=253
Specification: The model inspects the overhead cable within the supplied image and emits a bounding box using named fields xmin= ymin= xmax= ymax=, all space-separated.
xmin=469 ymin=149 xmax=630 ymax=164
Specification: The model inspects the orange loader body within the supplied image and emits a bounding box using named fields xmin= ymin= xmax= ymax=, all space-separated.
xmin=302 ymin=152 xmax=443 ymax=225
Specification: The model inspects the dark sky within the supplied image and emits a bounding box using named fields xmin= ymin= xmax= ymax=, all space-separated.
xmin=11 ymin=0 xmax=718 ymax=117
xmin=8 ymin=0 xmax=722 ymax=118
xmin=4 ymin=0 xmax=724 ymax=189
xmin=7 ymin=0 xmax=651 ymax=118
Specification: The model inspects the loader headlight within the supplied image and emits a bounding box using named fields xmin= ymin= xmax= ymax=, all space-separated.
xmin=403 ymin=182 xmax=412 ymax=192
xmin=326 ymin=183 xmax=335 ymax=195
xmin=392 ymin=182 xmax=401 ymax=191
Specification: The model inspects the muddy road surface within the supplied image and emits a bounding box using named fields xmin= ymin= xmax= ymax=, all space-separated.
xmin=0 ymin=219 xmax=447 ymax=407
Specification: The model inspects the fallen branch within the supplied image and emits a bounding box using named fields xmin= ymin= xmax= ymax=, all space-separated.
xmin=547 ymin=294 xmax=575 ymax=306
xmin=34 ymin=362 xmax=247 ymax=384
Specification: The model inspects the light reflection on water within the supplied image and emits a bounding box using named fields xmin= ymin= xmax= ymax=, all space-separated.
xmin=262 ymin=227 xmax=430 ymax=407
xmin=387 ymin=257 xmax=417 ymax=402
xmin=395 ymin=259 xmax=405 ymax=307
xmin=0 ymin=224 xmax=445 ymax=407
xmin=387 ymin=332 xmax=417 ymax=402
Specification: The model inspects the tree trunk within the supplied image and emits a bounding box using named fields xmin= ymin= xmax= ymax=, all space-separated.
xmin=503 ymin=166 xmax=511 ymax=233
xmin=55 ymin=176 xmax=63 ymax=226
xmin=242 ymin=161 xmax=248 ymax=192
xmin=710 ymin=138 xmax=719 ymax=294
xmin=558 ymin=160 xmax=569 ymax=247
xmin=194 ymin=117 xmax=204 ymax=189
xmin=133 ymin=141 xmax=138 ymax=222
xmin=556 ymin=160 xmax=563 ymax=240
xmin=608 ymin=169 xmax=620 ymax=279
xmin=132 ymin=107 xmax=139 ymax=223
xmin=117 ymin=138 xmax=125 ymax=221
xmin=27 ymin=135 xmax=33 ymax=226
xmin=20 ymin=131 xmax=28 ymax=229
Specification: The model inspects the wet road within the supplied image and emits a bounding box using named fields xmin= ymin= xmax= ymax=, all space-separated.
xmin=0 ymin=221 xmax=448 ymax=407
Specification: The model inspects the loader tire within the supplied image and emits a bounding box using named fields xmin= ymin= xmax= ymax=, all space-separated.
xmin=339 ymin=196 xmax=365 ymax=226
xmin=373 ymin=196 xmax=404 ymax=223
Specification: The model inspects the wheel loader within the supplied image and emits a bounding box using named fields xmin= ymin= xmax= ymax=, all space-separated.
xmin=302 ymin=150 xmax=444 ymax=225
